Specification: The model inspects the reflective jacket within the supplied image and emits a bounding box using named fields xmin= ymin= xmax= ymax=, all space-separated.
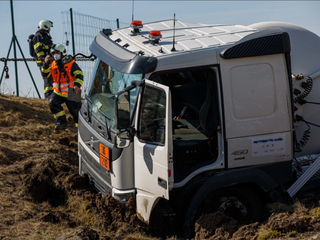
xmin=47 ymin=59 xmax=84 ymax=98
xmin=32 ymin=29 xmax=52 ymax=66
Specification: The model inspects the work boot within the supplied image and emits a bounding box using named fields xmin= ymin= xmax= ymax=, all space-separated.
xmin=54 ymin=122 xmax=68 ymax=130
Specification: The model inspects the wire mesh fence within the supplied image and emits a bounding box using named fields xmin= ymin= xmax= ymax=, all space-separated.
xmin=61 ymin=10 xmax=129 ymax=94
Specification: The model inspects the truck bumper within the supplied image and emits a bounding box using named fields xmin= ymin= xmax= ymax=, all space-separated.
xmin=78 ymin=139 xmax=135 ymax=204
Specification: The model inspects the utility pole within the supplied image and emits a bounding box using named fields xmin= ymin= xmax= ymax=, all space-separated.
xmin=0 ymin=0 xmax=41 ymax=98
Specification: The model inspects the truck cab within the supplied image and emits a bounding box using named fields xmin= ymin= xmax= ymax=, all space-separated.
xmin=78 ymin=19 xmax=320 ymax=234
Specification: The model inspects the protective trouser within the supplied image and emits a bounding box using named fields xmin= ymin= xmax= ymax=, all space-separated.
xmin=38 ymin=66 xmax=53 ymax=99
xmin=48 ymin=93 xmax=82 ymax=126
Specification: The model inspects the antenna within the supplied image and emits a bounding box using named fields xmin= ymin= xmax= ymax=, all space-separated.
xmin=171 ymin=13 xmax=176 ymax=52
xmin=132 ymin=0 xmax=134 ymax=21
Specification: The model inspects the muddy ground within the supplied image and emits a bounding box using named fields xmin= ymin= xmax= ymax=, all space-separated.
xmin=1 ymin=94 xmax=320 ymax=240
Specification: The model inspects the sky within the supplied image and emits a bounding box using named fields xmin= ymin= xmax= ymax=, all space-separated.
xmin=0 ymin=1 xmax=319 ymax=98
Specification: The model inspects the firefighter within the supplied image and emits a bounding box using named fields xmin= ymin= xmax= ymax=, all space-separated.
xmin=33 ymin=19 xmax=54 ymax=98
xmin=42 ymin=43 xmax=83 ymax=131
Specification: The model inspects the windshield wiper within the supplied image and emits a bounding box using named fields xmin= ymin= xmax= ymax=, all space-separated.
xmin=84 ymin=94 xmax=92 ymax=122
xmin=98 ymin=109 xmax=111 ymax=140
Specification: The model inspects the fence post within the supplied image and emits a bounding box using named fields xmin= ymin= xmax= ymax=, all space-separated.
xmin=70 ymin=8 xmax=75 ymax=56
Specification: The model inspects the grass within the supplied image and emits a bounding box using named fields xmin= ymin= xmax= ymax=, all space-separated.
xmin=258 ymin=229 xmax=282 ymax=240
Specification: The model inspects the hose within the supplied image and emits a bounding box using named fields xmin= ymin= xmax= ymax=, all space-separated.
xmin=295 ymin=121 xmax=311 ymax=152
xmin=294 ymin=114 xmax=320 ymax=152
xmin=294 ymin=76 xmax=313 ymax=105
xmin=1 ymin=53 xmax=96 ymax=79
xmin=73 ymin=53 xmax=96 ymax=61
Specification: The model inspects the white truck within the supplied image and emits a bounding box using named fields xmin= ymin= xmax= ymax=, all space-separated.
xmin=78 ymin=19 xmax=320 ymax=236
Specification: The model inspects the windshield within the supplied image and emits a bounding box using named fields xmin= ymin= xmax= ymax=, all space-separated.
xmin=86 ymin=59 xmax=143 ymax=129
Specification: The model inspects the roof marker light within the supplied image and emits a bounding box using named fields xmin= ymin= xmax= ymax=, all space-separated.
xmin=149 ymin=30 xmax=162 ymax=44
xmin=131 ymin=20 xmax=143 ymax=33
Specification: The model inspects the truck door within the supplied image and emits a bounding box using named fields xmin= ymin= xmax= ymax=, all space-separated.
xmin=134 ymin=79 xmax=173 ymax=222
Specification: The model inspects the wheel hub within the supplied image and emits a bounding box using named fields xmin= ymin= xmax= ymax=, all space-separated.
xmin=218 ymin=196 xmax=248 ymax=215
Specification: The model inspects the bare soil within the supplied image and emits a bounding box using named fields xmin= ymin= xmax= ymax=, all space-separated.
xmin=1 ymin=94 xmax=320 ymax=240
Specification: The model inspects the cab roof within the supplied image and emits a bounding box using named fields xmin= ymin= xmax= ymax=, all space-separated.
xmin=108 ymin=19 xmax=258 ymax=57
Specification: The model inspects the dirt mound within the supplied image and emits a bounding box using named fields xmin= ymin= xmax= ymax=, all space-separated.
xmin=266 ymin=212 xmax=312 ymax=233
xmin=41 ymin=210 xmax=76 ymax=228
xmin=231 ymin=222 xmax=260 ymax=240
xmin=55 ymin=226 xmax=101 ymax=240
xmin=72 ymin=226 xmax=100 ymax=240
xmin=193 ymin=201 xmax=320 ymax=240
xmin=16 ymin=139 xmax=147 ymax=238
xmin=20 ymin=158 xmax=66 ymax=206
xmin=194 ymin=212 xmax=238 ymax=240
xmin=19 ymin=148 xmax=80 ymax=206
xmin=0 ymin=144 xmax=24 ymax=165
xmin=124 ymin=197 xmax=146 ymax=228
xmin=76 ymin=192 xmax=148 ymax=233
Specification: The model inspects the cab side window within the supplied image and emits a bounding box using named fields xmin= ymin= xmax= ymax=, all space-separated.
xmin=138 ymin=85 xmax=166 ymax=145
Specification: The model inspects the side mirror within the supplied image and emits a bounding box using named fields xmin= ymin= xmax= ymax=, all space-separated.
xmin=115 ymin=80 xmax=143 ymax=130
xmin=115 ymin=91 xmax=131 ymax=130
xmin=116 ymin=131 xmax=130 ymax=148
xmin=115 ymin=80 xmax=143 ymax=148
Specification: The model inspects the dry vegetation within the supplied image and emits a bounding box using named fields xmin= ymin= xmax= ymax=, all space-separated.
xmin=1 ymin=93 xmax=320 ymax=240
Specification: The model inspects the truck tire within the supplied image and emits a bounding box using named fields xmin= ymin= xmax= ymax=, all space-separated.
xmin=196 ymin=186 xmax=265 ymax=224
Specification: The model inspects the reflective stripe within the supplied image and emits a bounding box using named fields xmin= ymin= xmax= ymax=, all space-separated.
xmin=52 ymin=81 xmax=75 ymax=87
xmin=43 ymin=45 xmax=50 ymax=49
xmin=73 ymin=70 xmax=83 ymax=76
xmin=37 ymin=52 xmax=44 ymax=57
xmin=41 ymin=67 xmax=50 ymax=73
xmin=34 ymin=42 xmax=42 ymax=49
xmin=53 ymin=83 xmax=69 ymax=88
xmin=54 ymin=87 xmax=68 ymax=93
xmin=44 ymin=86 xmax=53 ymax=93
xmin=75 ymin=123 xmax=78 ymax=128
xmin=36 ymin=60 xmax=43 ymax=63
xmin=53 ymin=90 xmax=68 ymax=98
xmin=75 ymin=78 xmax=83 ymax=85
xmin=53 ymin=110 xmax=65 ymax=118
xmin=53 ymin=87 xmax=69 ymax=96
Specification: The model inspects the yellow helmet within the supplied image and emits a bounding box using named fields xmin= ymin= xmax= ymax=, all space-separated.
xmin=51 ymin=43 xmax=67 ymax=56
xmin=39 ymin=20 xmax=53 ymax=31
